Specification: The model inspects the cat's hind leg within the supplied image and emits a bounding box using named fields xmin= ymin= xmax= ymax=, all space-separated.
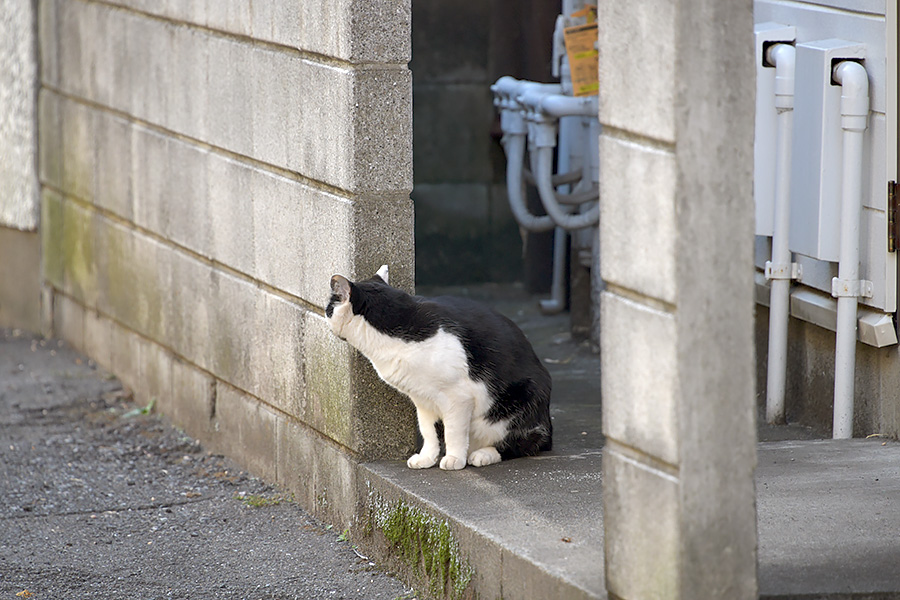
xmin=407 ymin=404 xmax=441 ymax=469
xmin=468 ymin=447 xmax=501 ymax=467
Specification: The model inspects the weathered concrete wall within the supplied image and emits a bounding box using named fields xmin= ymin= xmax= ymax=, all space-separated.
xmin=0 ymin=0 xmax=39 ymax=231
xmin=756 ymin=308 xmax=900 ymax=438
xmin=599 ymin=0 xmax=758 ymax=598
xmin=0 ymin=0 xmax=42 ymax=332
xmin=38 ymin=0 xmax=415 ymax=527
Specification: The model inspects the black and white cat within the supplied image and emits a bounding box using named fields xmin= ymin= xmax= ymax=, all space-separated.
xmin=325 ymin=265 xmax=552 ymax=470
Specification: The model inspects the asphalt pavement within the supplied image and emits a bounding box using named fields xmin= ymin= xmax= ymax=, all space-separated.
xmin=0 ymin=328 xmax=415 ymax=600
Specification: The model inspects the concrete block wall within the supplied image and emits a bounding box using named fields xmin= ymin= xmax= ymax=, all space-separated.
xmin=598 ymin=1 xmax=758 ymax=598
xmin=38 ymin=0 xmax=416 ymax=527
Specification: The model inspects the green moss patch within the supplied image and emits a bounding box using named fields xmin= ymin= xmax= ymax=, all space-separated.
xmin=370 ymin=495 xmax=473 ymax=600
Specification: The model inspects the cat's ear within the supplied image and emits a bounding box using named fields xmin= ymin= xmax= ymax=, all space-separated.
xmin=330 ymin=275 xmax=352 ymax=303
xmin=375 ymin=264 xmax=389 ymax=285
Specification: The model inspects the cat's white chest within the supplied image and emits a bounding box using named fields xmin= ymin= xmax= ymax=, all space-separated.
xmin=366 ymin=328 xmax=470 ymax=398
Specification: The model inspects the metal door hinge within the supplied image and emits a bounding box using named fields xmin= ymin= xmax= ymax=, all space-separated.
xmin=889 ymin=180 xmax=899 ymax=252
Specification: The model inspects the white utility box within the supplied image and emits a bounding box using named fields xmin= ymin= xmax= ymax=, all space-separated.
xmin=788 ymin=39 xmax=866 ymax=262
xmin=754 ymin=0 xmax=897 ymax=319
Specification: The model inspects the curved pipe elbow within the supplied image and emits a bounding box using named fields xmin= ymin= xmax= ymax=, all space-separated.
xmin=533 ymin=147 xmax=599 ymax=231
xmin=492 ymin=77 xmax=563 ymax=103
xmin=502 ymin=133 xmax=556 ymax=233
xmin=766 ymin=43 xmax=795 ymax=111
xmin=832 ymin=60 xmax=869 ymax=129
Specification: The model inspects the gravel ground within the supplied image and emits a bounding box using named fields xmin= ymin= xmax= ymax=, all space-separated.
xmin=0 ymin=328 xmax=415 ymax=600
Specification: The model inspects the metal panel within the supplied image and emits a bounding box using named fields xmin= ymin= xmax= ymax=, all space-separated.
xmin=755 ymin=0 xmax=895 ymax=313
xmin=789 ymin=39 xmax=866 ymax=262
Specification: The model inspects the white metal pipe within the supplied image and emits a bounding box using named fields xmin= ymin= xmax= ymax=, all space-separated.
xmin=533 ymin=147 xmax=599 ymax=230
xmin=524 ymin=168 xmax=582 ymax=187
xmin=500 ymin=132 xmax=556 ymax=233
xmin=517 ymin=90 xmax=599 ymax=120
xmin=831 ymin=60 xmax=869 ymax=439
xmin=538 ymin=94 xmax=599 ymax=118
xmin=541 ymin=228 xmax=569 ymax=314
xmin=540 ymin=112 xmax=575 ymax=316
xmin=492 ymin=77 xmax=562 ymax=110
xmin=764 ymin=43 xmax=796 ymax=425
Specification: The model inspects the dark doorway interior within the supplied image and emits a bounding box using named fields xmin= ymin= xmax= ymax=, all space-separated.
xmin=411 ymin=0 xmax=560 ymax=290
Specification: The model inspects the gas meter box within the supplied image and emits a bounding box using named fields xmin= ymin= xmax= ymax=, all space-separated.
xmin=788 ymin=39 xmax=865 ymax=263
xmin=754 ymin=0 xmax=898 ymax=321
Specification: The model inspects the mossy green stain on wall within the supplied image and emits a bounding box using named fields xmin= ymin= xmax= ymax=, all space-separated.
xmin=372 ymin=496 xmax=473 ymax=600
xmin=60 ymin=199 xmax=96 ymax=305
xmin=101 ymin=222 xmax=138 ymax=328
xmin=100 ymin=222 xmax=165 ymax=342
xmin=304 ymin=330 xmax=353 ymax=447
xmin=41 ymin=190 xmax=65 ymax=289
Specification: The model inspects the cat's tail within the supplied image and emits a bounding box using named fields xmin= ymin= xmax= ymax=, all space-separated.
xmin=498 ymin=422 xmax=552 ymax=460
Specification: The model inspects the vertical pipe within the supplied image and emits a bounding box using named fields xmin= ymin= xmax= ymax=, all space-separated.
xmin=541 ymin=114 xmax=575 ymax=315
xmin=765 ymin=43 xmax=795 ymax=425
xmin=542 ymin=228 xmax=568 ymax=314
xmin=831 ymin=60 xmax=869 ymax=439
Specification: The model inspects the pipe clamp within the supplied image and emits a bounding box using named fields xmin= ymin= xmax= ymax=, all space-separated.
xmin=765 ymin=261 xmax=802 ymax=281
xmin=832 ymin=277 xmax=874 ymax=298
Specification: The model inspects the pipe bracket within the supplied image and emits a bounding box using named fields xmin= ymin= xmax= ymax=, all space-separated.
xmin=832 ymin=277 xmax=874 ymax=298
xmin=765 ymin=261 xmax=802 ymax=281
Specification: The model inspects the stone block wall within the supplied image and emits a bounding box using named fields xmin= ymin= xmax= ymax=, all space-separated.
xmin=37 ymin=0 xmax=416 ymax=527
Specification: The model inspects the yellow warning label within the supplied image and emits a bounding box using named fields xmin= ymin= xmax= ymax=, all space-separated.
xmin=563 ymin=22 xmax=598 ymax=97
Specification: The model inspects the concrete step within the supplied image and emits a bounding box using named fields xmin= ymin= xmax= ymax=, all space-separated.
xmin=357 ymin=438 xmax=900 ymax=600
xmin=359 ymin=449 xmax=604 ymax=600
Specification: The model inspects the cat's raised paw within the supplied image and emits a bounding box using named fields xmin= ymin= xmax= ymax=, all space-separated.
xmin=439 ymin=455 xmax=466 ymax=471
xmin=468 ymin=447 xmax=501 ymax=467
xmin=407 ymin=452 xmax=438 ymax=469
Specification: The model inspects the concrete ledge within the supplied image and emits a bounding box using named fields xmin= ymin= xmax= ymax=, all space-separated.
xmin=356 ymin=453 xmax=604 ymax=600
xmin=77 ymin=0 xmax=411 ymax=64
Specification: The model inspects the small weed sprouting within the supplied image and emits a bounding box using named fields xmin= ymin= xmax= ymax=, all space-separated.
xmin=234 ymin=492 xmax=293 ymax=508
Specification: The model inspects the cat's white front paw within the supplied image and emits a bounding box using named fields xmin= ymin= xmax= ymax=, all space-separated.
xmin=468 ymin=447 xmax=501 ymax=467
xmin=439 ymin=455 xmax=466 ymax=471
xmin=407 ymin=452 xmax=438 ymax=469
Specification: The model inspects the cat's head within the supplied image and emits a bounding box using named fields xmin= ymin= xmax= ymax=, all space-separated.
xmin=326 ymin=265 xmax=390 ymax=338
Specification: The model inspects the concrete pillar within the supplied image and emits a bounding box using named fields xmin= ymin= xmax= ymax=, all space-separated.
xmin=598 ymin=1 xmax=757 ymax=598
